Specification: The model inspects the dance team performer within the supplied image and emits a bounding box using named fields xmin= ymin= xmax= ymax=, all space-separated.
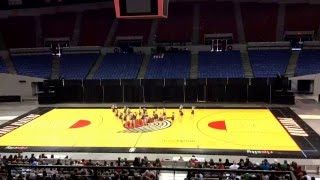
xmin=111 ymin=106 xmax=195 ymax=129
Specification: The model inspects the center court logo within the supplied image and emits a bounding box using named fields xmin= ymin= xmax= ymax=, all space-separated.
xmin=118 ymin=120 xmax=172 ymax=133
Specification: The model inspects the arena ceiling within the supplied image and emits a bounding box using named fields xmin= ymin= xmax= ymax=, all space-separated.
xmin=0 ymin=0 xmax=319 ymax=10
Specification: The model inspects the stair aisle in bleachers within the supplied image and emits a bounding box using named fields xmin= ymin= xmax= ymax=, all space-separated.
xmin=51 ymin=55 xmax=60 ymax=79
xmin=1 ymin=51 xmax=17 ymax=74
xmin=86 ymin=53 xmax=105 ymax=79
xmin=286 ymin=51 xmax=299 ymax=77
xmin=137 ymin=54 xmax=150 ymax=79
xmin=240 ymin=48 xmax=254 ymax=78
xmin=190 ymin=54 xmax=198 ymax=79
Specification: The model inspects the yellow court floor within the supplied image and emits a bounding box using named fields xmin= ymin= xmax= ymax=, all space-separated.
xmin=0 ymin=108 xmax=301 ymax=151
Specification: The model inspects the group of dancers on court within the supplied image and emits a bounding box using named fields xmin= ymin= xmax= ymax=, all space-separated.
xmin=111 ymin=105 xmax=195 ymax=129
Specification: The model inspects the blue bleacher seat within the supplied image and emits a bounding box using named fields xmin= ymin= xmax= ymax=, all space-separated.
xmin=145 ymin=51 xmax=191 ymax=79
xmin=11 ymin=55 xmax=52 ymax=78
xmin=198 ymin=51 xmax=244 ymax=78
xmin=60 ymin=53 xmax=98 ymax=79
xmin=0 ymin=57 xmax=8 ymax=73
xmin=295 ymin=50 xmax=320 ymax=76
xmin=93 ymin=53 xmax=143 ymax=79
xmin=249 ymin=50 xmax=290 ymax=78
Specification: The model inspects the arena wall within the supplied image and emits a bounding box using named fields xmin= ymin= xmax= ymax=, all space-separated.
xmin=290 ymin=73 xmax=320 ymax=100
xmin=0 ymin=73 xmax=44 ymax=99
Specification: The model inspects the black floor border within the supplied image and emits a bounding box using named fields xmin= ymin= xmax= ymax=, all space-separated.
xmin=269 ymin=107 xmax=320 ymax=158
xmin=53 ymin=107 xmax=268 ymax=109
xmin=0 ymin=107 xmax=54 ymax=129
xmin=0 ymin=146 xmax=304 ymax=158
xmin=0 ymin=106 xmax=317 ymax=158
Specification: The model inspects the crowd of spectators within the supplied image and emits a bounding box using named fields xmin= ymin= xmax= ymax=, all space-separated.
xmin=0 ymin=154 xmax=315 ymax=180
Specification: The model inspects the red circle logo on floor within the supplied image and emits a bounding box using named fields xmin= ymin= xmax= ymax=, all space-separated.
xmin=69 ymin=120 xmax=91 ymax=129
xmin=208 ymin=121 xmax=227 ymax=130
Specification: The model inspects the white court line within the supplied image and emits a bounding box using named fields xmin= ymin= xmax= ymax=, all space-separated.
xmin=0 ymin=116 xmax=18 ymax=121
xmin=299 ymin=115 xmax=320 ymax=120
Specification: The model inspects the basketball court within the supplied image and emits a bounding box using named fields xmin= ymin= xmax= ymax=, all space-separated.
xmin=0 ymin=107 xmax=319 ymax=158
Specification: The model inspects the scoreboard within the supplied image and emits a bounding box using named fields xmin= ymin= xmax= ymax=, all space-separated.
xmin=114 ymin=0 xmax=169 ymax=19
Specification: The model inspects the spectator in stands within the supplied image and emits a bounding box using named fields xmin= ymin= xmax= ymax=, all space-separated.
xmin=153 ymin=158 xmax=162 ymax=167
xmin=123 ymin=158 xmax=129 ymax=166
xmin=274 ymin=162 xmax=282 ymax=171
xmin=196 ymin=173 xmax=204 ymax=180
xmin=191 ymin=155 xmax=198 ymax=164
xmin=281 ymin=160 xmax=289 ymax=170
xmin=244 ymin=158 xmax=253 ymax=169
xmin=8 ymin=155 xmax=13 ymax=162
xmin=141 ymin=158 xmax=147 ymax=167
xmin=238 ymin=159 xmax=245 ymax=169
xmin=17 ymin=153 xmax=23 ymax=159
xmin=55 ymin=159 xmax=62 ymax=165
xmin=142 ymin=170 xmax=156 ymax=180
xmin=203 ymin=160 xmax=210 ymax=168
xmin=262 ymin=173 xmax=269 ymax=180
xmin=229 ymin=161 xmax=240 ymax=169
xmin=178 ymin=156 xmax=184 ymax=161
xmin=80 ymin=159 xmax=88 ymax=166
xmin=209 ymin=159 xmax=215 ymax=167
xmin=117 ymin=157 xmax=121 ymax=166
xmin=133 ymin=157 xmax=141 ymax=167
xmin=303 ymin=171 xmax=311 ymax=180
xmin=187 ymin=160 xmax=194 ymax=168
xmin=242 ymin=172 xmax=252 ymax=180
xmin=28 ymin=154 xmax=37 ymax=164
xmin=144 ymin=156 xmax=149 ymax=162
xmin=217 ymin=162 xmax=225 ymax=169
xmin=224 ymin=159 xmax=231 ymax=167
xmin=41 ymin=153 xmax=48 ymax=158
xmin=1 ymin=156 xmax=7 ymax=164
xmin=294 ymin=166 xmax=303 ymax=177
xmin=260 ymin=159 xmax=271 ymax=170
xmin=87 ymin=159 xmax=94 ymax=166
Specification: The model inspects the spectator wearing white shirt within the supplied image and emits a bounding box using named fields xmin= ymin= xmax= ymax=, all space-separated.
xmin=262 ymin=173 xmax=269 ymax=180
xmin=196 ymin=173 xmax=204 ymax=180
xmin=303 ymin=171 xmax=311 ymax=180
xmin=229 ymin=161 xmax=240 ymax=169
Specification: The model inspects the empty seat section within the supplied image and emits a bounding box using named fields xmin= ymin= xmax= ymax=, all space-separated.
xmin=145 ymin=51 xmax=191 ymax=79
xmin=295 ymin=50 xmax=320 ymax=76
xmin=156 ymin=3 xmax=193 ymax=43
xmin=2 ymin=16 xmax=36 ymax=48
xmin=12 ymin=55 xmax=52 ymax=78
xmin=59 ymin=53 xmax=98 ymax=80
xmin=241 ymin=3 xmax=278 ymax=42
xmin=79 ymin=9 xmax=115 ymax=46
xmin=249 ymin=50 xmax=290 ymax=78
xmin=115 ymin=19 xmax=152 ymax=45
xmin=94 ymin=53 xmax=143 ymax=79
xmin=0 ymin=57 xmax=8 ymax=73
xmin=199 ymin=2 xmax=237 ymax=43
xmin=285 ymin=4 xmax=320 ymax=32
xmin=198 ymin=51 xmax=244 ymax=78
xmin=42 ymin=13 xmax=76 ymax=38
